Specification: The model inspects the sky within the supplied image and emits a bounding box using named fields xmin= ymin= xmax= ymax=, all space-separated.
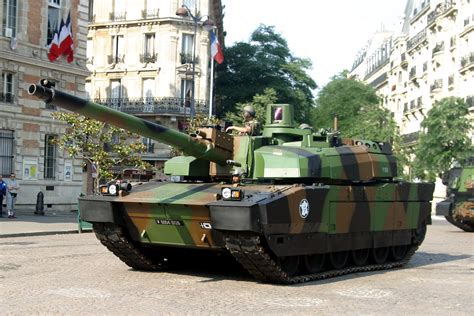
xmin=221 ymin=0 xmax=408 ymax=88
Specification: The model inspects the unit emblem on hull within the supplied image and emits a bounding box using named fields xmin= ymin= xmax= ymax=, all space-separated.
xmin=299 ymin=199 xmax=310 ymax=218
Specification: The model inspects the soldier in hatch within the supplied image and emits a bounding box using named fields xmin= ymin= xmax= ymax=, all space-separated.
xmin=225 ymin=105 xmax=261 ymax=136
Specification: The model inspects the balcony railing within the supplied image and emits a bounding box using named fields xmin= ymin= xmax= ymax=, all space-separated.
xmin=409 ymin=67 xmax=416 ymax=80
xmin=466 ymin=95 xmax=474 ymax=108
xmin=407 ymin=29 xmax=427 ymax=51
xmin=448 ymin=75 xmax=454 ymax=86
xmin=142 ymin=9 xmax=159 ymax=19
xmin=460 ymin=52 xmax=474 ymax=68
xmin=108 ymin=54 xmax=125 ymax=64
xmin=432 ymin=42 xmax=445 ymax=56
xmin=427 ymin=0 xmax=455 ymax=25
xmin=92 ymin=97 xmax=209 ymax=115
xmin=450 ymin=36 xmax=456 ymax=49
xmin=402 ymin=131 xmax=420 ymax=144
xmin=0 ymin=92 xmax=14 ymax=103
xmin=109 ymin=12 xmax=127 ymax=22
xmin=180 ymin=53 xmax=199 ymax=65
xmin=430 ymin=79 xmax=443 ymax=93
xmin=140 ymin=53 xmax=158 ymax=63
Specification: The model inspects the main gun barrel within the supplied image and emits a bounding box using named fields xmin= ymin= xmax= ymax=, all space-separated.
xmin=28 ymin=84 xmax=229 ymax=165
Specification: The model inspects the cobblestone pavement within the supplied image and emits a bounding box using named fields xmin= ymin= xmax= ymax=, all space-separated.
xmin=1 ymin=220 xmax=472 ymax=315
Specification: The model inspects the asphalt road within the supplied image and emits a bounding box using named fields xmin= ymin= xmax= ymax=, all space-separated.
xmin=1 ymin=219 xmax=473 ymax=315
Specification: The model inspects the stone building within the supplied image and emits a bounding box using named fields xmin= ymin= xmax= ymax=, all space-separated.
xmin=350 ymin=0 xmax=474 ymax=199
xmin=86 ymin=0 xmax=224 ymax=173
xmin=0 ymin=0 xmax=89 ymax=212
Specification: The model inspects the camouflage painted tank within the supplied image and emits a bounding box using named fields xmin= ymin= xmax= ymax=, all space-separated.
xmin=29 ymin=82 xmax=434 ymax=284
xmin=436 ymin=158 xmax=474 ymax=232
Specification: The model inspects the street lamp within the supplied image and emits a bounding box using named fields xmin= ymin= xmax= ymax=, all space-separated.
xmin=176 ymin=4 xmax=214 ymax=119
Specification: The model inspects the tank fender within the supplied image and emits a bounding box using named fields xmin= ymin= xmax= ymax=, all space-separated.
xmin=210 ymin=203 xmax=261 ymax=232
xmin=436 ymin=198 xmax=453 ymax=216
xmin=79 ymin=198 xmax=123 ymax=224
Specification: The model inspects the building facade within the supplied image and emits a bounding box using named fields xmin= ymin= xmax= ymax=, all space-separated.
xmin=86 ymin=0 xmax=223 ymax=172
xmin=350 ymin=0 xmax=474 ymax=199
xmin=0 ymin=0 xmax=89 ymax=212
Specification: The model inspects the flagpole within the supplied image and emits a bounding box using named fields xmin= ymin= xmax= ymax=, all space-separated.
xmin=209 ymin=55 xmax=214 ymax=118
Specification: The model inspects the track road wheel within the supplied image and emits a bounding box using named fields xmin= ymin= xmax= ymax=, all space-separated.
xmin=414 ymin=222 xmax=427 ymax=245
xmin=372 ymin=247 xmax=389 ymax=264
xmin=329 ymin=251 xmax=348 ymax=270
xmin=351 ymin=248 xmax=369 ymax=266
xmin=304 ymin=254 xmax=325 ymax=274
xmin=390 ymin=245 xmax=408 ymax=261
xmin=278 ymin=256 xmax=300 ymax=277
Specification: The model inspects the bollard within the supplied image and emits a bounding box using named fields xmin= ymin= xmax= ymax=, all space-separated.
xmin=34 ymin=191 xmax=45 ymax=215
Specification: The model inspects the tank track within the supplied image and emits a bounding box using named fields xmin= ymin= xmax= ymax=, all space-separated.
xmin=223 ymin=233 xmax=419 ymax=284
xmin=93 ymin=223 xmax=165 ymax=271
xmin=445 ymin=215 xmax=474 ymax=232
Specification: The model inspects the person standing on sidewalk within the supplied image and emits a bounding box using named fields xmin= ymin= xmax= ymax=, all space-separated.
xmin=6 ymin=173 xmax=19 ymax=219
xmin=0 ymin=175 xmax=7 ymax=217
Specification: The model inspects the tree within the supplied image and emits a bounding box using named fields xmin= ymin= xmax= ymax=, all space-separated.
xmin=51 ymin=112 xmax=151 ymax=193
xmin=224 ymin=88 xmax=277 ymax=126
xmin=312 ymin=73 xmax=381 ymax=134
xmin=216 ymin=25 xmax=316 ymax=122
xmin=413 ymin=97 xmax=473 ymax=181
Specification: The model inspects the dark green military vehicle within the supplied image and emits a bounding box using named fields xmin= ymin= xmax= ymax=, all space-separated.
xmin=29 ymin=82 xmax=434 ymax=284
xmin=436 ymin=158 xmax=474 ymax=232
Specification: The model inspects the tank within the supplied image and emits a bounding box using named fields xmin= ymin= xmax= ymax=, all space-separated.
xmin=436 ymin=158 xmax=474 ymax=232
xmin=28 ymin=82 xmax=434 ymax=284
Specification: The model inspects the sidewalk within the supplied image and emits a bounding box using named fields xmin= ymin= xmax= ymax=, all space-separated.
xmin=0 ymin=210 xmax=87 ymax=238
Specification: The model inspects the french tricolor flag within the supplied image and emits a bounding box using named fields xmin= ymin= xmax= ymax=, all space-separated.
xmin=210 ymin=31 xmax=224 ymax=64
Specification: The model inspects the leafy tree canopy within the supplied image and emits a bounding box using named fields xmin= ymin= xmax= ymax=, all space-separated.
xmin=224 ymin=88 xmax=277 ymax=127
xmin=312 ymin=72 xmax=381 ymax=134
xmin=413 ymin=97 xmax=473 ymax=181
xmin=51 ymin=112 xmax=151 ymax=192
xmin=216 ymin=25 xmax=316 ymax=122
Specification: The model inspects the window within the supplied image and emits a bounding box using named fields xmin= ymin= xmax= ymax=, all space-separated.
xmin=47 ymin=0 xmax=61 ymax=45
xmin=142 ymin=138 xmax=154 ymax=153
xmin=112 ymin=0 xmax=126 ymax=21
xmin=181 ymin=34 xmax=194 ymax=63
xmin=0 ymin=130 xmax=14 ymax=176
xmin=88 ymin=0 xmax=94 ymax=22
xmin=144 ymin=33 xmax=155 ymax=57
xmin=142 ymin=78 xmax=154 ymax=98
xmin=2 ymin=0 xmax=17 ymax=38
xmin=183 ymin=0 xmax=196 ymax=10
xmin=1 ymin=72 xmax=14 ymax=103
xmin=44 ymin=135 xmax=57 ymax=180
xmin=110 ymin=79 xmax=122 ymax=108
xmin=180 ymin=79 xmax=192 ymax=107
xmin=110 ymin=35 xmax=124 ymax=63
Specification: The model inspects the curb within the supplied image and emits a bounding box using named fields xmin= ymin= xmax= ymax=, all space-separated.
xmin=0 ymin=229 xmax=91 ymax=239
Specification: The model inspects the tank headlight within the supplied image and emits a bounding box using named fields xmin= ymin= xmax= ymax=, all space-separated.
xmin=221 ymin=187 xmax=244 ymax=201
xmin=221 ymin=188 xmax=232 ymax=199
xmin=108 ymin=184 xmax=117 ymax=195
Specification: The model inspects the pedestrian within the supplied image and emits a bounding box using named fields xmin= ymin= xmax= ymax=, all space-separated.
xmin=6 ymin=173 xmax=20 ymax=219
xmin=225 ymin=105 xmax=261 ymax=136
xmin=0 ymin=175 xmax=7 ymax=217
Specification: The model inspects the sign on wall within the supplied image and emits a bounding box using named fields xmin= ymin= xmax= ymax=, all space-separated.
xmin=64 ymin=161 xmax=72 ymax=181
xmin=23 ymin=158 xmax=38 ymax=180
